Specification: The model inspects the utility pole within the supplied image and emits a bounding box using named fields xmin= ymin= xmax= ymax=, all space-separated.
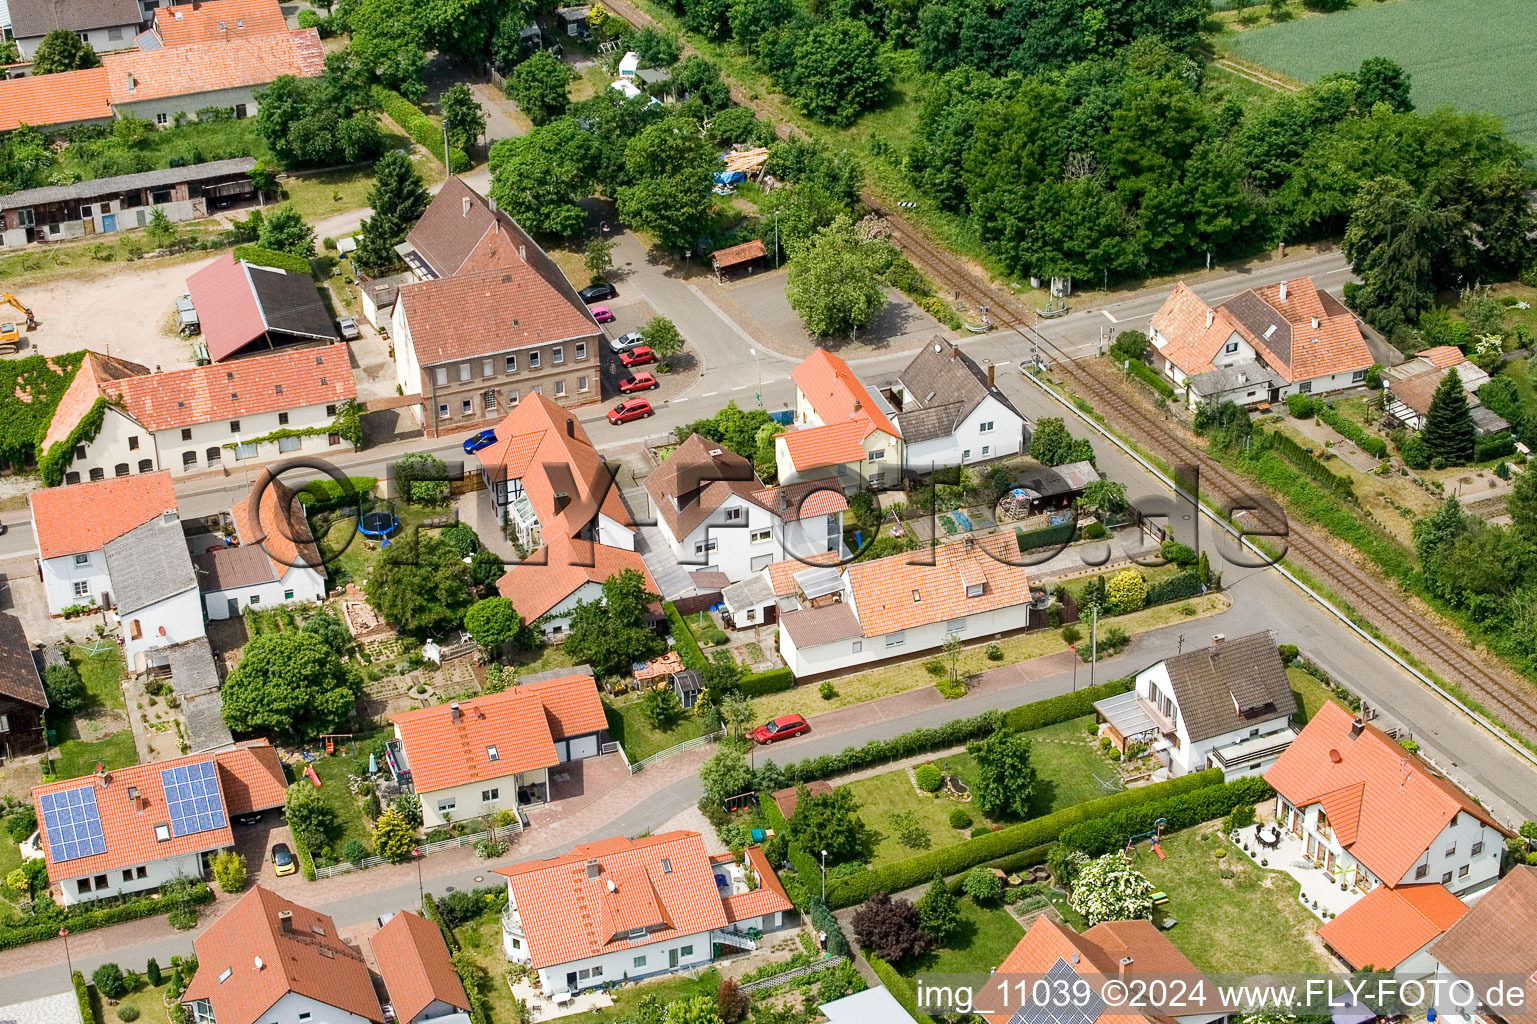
xmin=774 ymin=210 xmax=782 ymax=269
xmin=1090 ymin=605 xmax=1098 ymax=688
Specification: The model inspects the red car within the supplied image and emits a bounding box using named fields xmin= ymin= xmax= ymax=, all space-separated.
xmin=619 ymin=371 xmax=659 ymax=393
xmin=607 ymin=398 xmax=653 ymax=424
xmin=619 ymin=345 xmax=655 ymax=368
xmin=751 ymin=714 xmax=809 ymax=744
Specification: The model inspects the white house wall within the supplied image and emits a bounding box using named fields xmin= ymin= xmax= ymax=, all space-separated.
xmin=261 ymin=991 xmax=379 ymax=1024
xmin=115 ymin=86 xmax=269 ymax=128
xmin=63 ymin=406 xmax=157 ymax=484
xmin=535 ymin=580 xmax=604 ymax=639
xmin=902 ymin=395 xmax=1025 ymax=472
xmin=518 ymin=929 xmax=714 ymax=995
xmin=16 ymin=24 xmax=137 ymax=56
xmin=123 ymin=588 xmax=206 ymax=670
xmin=676 ymin=495 xmax=779 ymax=581
xmin=393 ymin=302 xmax=424 ymax=396
xmin=1134 ymin=662 xmax=1292 ymax=777
xmin=596 ymin=514 xmax=635 ymax=551
xmin=415 ymin=767 xmax=547 ymax=829
xmin=151 ymin=401 xmax=348 ymax=477
xmin=776 ymin=513 xmax=840 ymax=568
xmin=202 ymin=567 xmax=326 ymax=621
xmin=781 ymin=604 xmax=1032 ymax=678
xmin=58 ymin=848 xmax=204 ymax=907
xmin=41 ymin=552 xmax=112 ymax=615
xmin=1394 ymin=812 xmax=1503 ymax=895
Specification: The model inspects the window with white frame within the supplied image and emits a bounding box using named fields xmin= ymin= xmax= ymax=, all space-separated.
xmin=578 ymin=375 xmax=589 ymax=392
xmin=508 ymin=389 xmax=519 ymax=406
xmin=435 ymin=367 xmax=449 ymax=386
xmin=962 ymin=449 xmax=971 ymax=460
xmin=459 ymin=363 xmax=472 ymax=382
xmin=946 ymin=617 xmax=967 ymax=633
xmin=576 ymin=342 xmax=587 ymax=359
xmin=73 ymin=581 xmax=91 ymax=597
xmin=74 ymin=553 xmax=90 ymax=566
xmin=554 ymin=380 xmax=566 ymax=397
xmin=1352 ymin=369 xmax=1366 ymax=382
xmin=725 ymin=507 xmax=743 ymax=522
xmin=1225 ymin=341 xmax=1239 ymax=354
xmin=481 ymin=788 xmax=499 ymax=802
xmin=1299 ymin=381 xmax=1313 ymax=393
xmin=694 ymin=539 xmax=718 ymax=555
xmin=529 ymin=351 xmax=541 ymax=369
xmin=980 ymin=420 xmax=994 ymax=432
xmin=553 ymin=346 xmax=564 ymax=364
xmin=506 ymin=354 xmax=517 ymax=373
xmin=982 ymin=446 xmax=991 ymax=456
xmin=439 ymin=403 xmax=450 ymax=419
xmin=437 ymin=798 xmax=456 ymax=813
xmin=867 ymin=449 xmax=885 ymax=461
xmin=482 ymin=359 xmax=494 ymax=377
xmin=885 ymin=631 xmax=905 ymax=648
xmin=462 ymin=399 xmax=473 ymax=415
xmin=751 ymin=528 xmax=772 ymax=543
xmin=852 ymin=640 xmax=862 ymax=653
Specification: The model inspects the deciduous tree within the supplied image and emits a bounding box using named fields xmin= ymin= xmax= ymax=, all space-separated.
xmin=365 ymin=534 xmax=476 ymax=638
xmin=32 ymin=30 xmax=100 ymax=74
xmin=851 ymin=892 xmax=930 ymax=963
xmin=1068 ymin=854 xmax=1155 ymax=925
xmin=562 ymin=569 xmax=666 ymax=676
xmin=786 ymin=18 xmax=887 ymax=127
xmin=441 ymin=83 xmax=487 ymax=151
xmin=615 ymin=117 xmax=715 ymax=250
xmin=285 ymin=781 xmax=340 ymax=851
xmin=508 ymin=50 xmax=575 ymax=126
xmin=257 ymin=204 xmax=315 ymax=257
xmin=967 ymin=729 xmax=1036 ymax=819
xmin=464 ymin=597 xmax=524 ymax=654
xmin=1355 ymin=57 xmax=1413 ymax=113
xmin=915 ymin=875 xmax=960 ymax=942
xmin=699 ymin=743 xmax=754 ymax=806
xmin=790 ymin=784 xmax=867 ymax=864
xmin=642 ymin=316 xmax=683 ymax=361
xmin=221 ymin=632 xmax=360 ymax=737
xmin=785 ymin=215 xmax=888 ymax=338
xmin=488 ymin=119 xmax=599 ymax=237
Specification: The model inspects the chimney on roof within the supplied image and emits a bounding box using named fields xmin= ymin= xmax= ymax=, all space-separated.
xmin=1205 ymin=309 xmax=1214 ymax=329
xmin=554 ymin=492 xmax=570 ymax=515
xmin=585 ymin=859 xmax=601 ymax=880
xmin=450 ymin=701 xmax=462 ymax=723
xmin=948 ymin=343 xmax=959 ymax=360
xmin=277 ymin=910 xmax=292 ymax=934
xmin=566 ymin=417 xmax=575 ymax=438
xmin=1350 ymin=718 xmax=1365 ymax=739
xmin=519 ymin=244 xmax=526 ymax=262
xmin=985 ymin=361 xmax=995 ymax=387
xmin=1279 ymin=281 xmax=1288 ymax=302
xmin=96 ymin=763 xmax=110 ymax=788
xmin=1119 ymin=957 xmax=1133 ymax=979
xmin=462 ymin=197 xmax=472 ymax=217
xmin=1211 ymin=633 xmax=1225 ymax=645
xmin=488 ymin=196 xmax=498 ymax=213
xmin=852 ymin=399 xmax=861 ymax=414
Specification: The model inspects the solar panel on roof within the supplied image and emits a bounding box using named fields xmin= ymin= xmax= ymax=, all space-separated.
xmin=1007 ymin=958 xmax=1106 ymax=1024
xmin=159 ymin=761 xmax=228 ymax=838
xmin=39 ymin=785 xmax=107 ymax=863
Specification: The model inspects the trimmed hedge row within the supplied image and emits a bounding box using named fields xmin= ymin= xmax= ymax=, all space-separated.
xmin=1057 ymin=775 xmax=1274 ymax=855
xmin=868 ymin=956 xmax=938 ymax=1024
xmin=232 ymin=244 xmax=312 ymax=274
xmin=296 ymin=475 xmax=379 ymax=513
xmin=1001 ymin=678 xmax=1130 ymax=733
xmin=0 ymin=884 xmax=214 ymax=950
xmin=777 ymin=710 xmax=1004 ymax=785
xmin=663 ymin=602 xmax=708 ymax=671
xmin=74 ymin=970 xmax=99 ymax=1024
xmin=1145 ymin=570 xmax=1204 ymax=606
xmin=808 ymin=897 xmax=850 ymax=958
xmin=1315 ymin=404 xmax=1389 ymax=459
xmin=375 ymin=87 xmax=471 ymax=172
xmin=739 ymin=667 xmax=793 ymax=696
xmin=1016 ymin=520 xmax=1076 ymax=552
xmin=827 ymin=771 xmax=1223 ymax=907
xmin=1476 ymin=433 xmax=1516 ymax=462
xmin=421 ymin=891 xmax=460 ymax=952
xmin=1127 ymin=358 xmax=1177 ymax=400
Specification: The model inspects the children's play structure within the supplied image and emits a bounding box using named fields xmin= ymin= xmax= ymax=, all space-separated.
xmin=1123 ymin=817 xmax=1168 ymax=861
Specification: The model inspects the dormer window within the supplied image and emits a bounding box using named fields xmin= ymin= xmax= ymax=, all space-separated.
xmin=218 ymin=968 xmax=233 ymax=984
xmin=627 ymin=927 xmax=648 ymax=941
xmin=966 ymin=583 xmax=984 ymax=598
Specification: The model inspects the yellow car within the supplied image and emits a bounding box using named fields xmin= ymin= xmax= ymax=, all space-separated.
xmin=0 ymin=322 xmax=18 ymax=344
xmin=272 ymin=842 xmax=297 ymax=876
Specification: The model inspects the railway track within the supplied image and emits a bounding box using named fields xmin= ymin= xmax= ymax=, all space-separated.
xmin=870 ymin=202 xmax=1537 ymax=745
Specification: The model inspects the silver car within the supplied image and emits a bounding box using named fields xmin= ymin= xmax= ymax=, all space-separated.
xmin=609 ymin=331 xmax=644 ymax=353
xmin=336 ymin=317 xmax=360 ymax=340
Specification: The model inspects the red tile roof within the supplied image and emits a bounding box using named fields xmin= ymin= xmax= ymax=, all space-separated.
xmin=473 ymin=393 xmax=631 ymax=540
xmin=397 ymin=262 xmax=599 ymax=366
xmin=1318 ymin=883 xmax=1468 ymax=970
xmin=494 ymin=831 xmax=731 ymax=970
xmin=41 ymin=351 xmax=150 ymax=454
xmin=751 ymin=481 xmax=848 ymax=522
xmin=0 ymin=67 xmax=113 ymax=132
xmin=184 ymin=255 xmax=266 ymax=362
xmin=1430 ymin=866 xmax=1537 ymax=1024
xmin=977 ymin=917 xmax=1158 ymax=1024
xmin=32 ymin=752 xmax=233 ymax=884
xmin=511 ymin=673 xmax=608 ymax=739
xmin=106 ymin=343 xmax=355 ymax=432
xmin=722 ymin=845 xmax=794 ymax=923
xmin=495 ymin=533 xmax=657 ymax=624
xmin=182 ymin=886 xmax=383 ymax=1024
xmin=711 ymin=239 xmax=767 ymax=270
xmin=372 ymin=911 xmax=470 ymax=1024
xmin=765 ymin=550 xmax=841 ymax=597
xmin=153 ymin=0 xmax=289 ymax=45
xmin=1419 ymin=345 xmax=1466 ymax=369
xmin=390 ymin=689 xmax=558 ymax=795
xmin=30 ymin=471 xmax=176 ymax=558
xmin=778 ymin=419 xmax=874 ymax=472
xmin=103 ymin=28 xmax=325 ymax=104
xmin=231 ymin=475 xmax=324 ymax=582
xmin=1265 ymin=702 xmax=1506 ymax=886
xmin=213 ymin=741 xmax=288 ymax=815
xmin=845 ymin=533 xmax=1030 ymax=638
xmin=792 ymin=349 xmax=897 ymax=437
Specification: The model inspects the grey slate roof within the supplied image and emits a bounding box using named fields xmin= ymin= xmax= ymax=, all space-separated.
xmin=1187 ymin=360 xmax=1282 ymax=399
xmin=1016 ymin=460 xmax=1099 ymax=498
xmin=10 ymin=0 xmax=139 ymax=37
xmin=1158 ymin=632 xmax=1296 ymax=743
xmin=194 ymin=544 xmax=277 ymax=591
xmin=779 ymin=601 xmax=862 ymax=648
xmin=0 ymin=158 xmax=256 ymax=211
xmin=103 ymin=513 xmax=198 ymax=615
xmin=247 ymin=263 xmax=341 ymax=342
xmin=0 ymin=611 xmax=46 ymax=709
xmin=165 ymin=636 xmax=221 ymax=696
xmin=1223 ymin=291 xmax=1292 ymax=368
xmin=893 ymin=339 xmax=1020 ymax=443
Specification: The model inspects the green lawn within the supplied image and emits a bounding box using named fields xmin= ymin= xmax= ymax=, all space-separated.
xmin=1225 ymin=0 xmax=1537 ymax=149
xmin=584 ymin=968 xmax=722 ymax=1022
xmin=849 ymin=717 xmax=1123 ymax=867
xmin=1287 ymin=666 xmax=1332 ymax=724
xmin=1136 ymin=827 xmax=1331 ymax=973
xmin=902 ymin=896 xmax=1024 ymax=977
xmin=93 ymin=979 xmax=176 ymax=1024
xmin=603 ymin=696 xmax=708 ymax=763
xmin=281 ymin=130 xmax=442 ymax=224
xmin=68 ymin=643 xmax=127 ymax=712
xmin=52 ymin=730 xmax=138 ymax=781
xmin=308 ymin=753 xmax=373 ymax=851
xmin=315 ymin=501 xmax=457 ymax=590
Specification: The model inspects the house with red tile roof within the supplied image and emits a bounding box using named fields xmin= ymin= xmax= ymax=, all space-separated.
xmin=1317 ymin=880 xmax=1469 ymax=975
xmin=495 ymin=831 xmax=792 ymax=996
xmin=195 ymin=475 xmax=327 ymax=620
xmin=185 ymin=255 xmax=341 ymax=362
xmin=771 ymin=532 xmax=1034 ymax=678
xmin=774 ymin=349 xmax=904 ymax=493
xmin=182 ymin=886 xmax=384 ymax=1024
xmin=1429 ymin=866 xmax=1537 ymax=1024
xmin=391 ymin=179 xmax=603 ymax=437
xmin=1148 ymin=278 xmax=1373 ymax=408
xmin=388 ymin=674 xmax=610 ymax=828
xmin=371 ymin=910 xmax=471 ymax=1024
xmin=645 ymin=433 xmax=847 ymax=585
xmin=43 ymin=341 xmax=356 ymax=485
xmin=31 ymin=742 xmax=286 ymax=907
xmin=148 ymin=0 xmax=291 ymax=46
xmin=1265 ymin=701 xmax=1507 ymax=898
xmin=30 ymin=470 xmax=177 ymax=615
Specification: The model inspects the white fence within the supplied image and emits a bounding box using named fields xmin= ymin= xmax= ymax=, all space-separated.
xmin=311 ymin=819 xmax=525 ymax=880
xmin=628 ymin=730 xmax=722 ymax=773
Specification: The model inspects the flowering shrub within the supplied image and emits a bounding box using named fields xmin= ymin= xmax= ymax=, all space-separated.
xmin=1106 ymin=571 xmax=1147 ymax=614
xmin=1068 ymin=854 xmax=1155 ymax=925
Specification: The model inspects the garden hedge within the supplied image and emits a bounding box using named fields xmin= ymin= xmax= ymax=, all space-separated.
xmin=231 ymin=244 xmax=313 ymax=274
xmin=1315 ymin=404 xmax=1389 ymax=459
xmin=1126 ymin=359 xmax=1177 ymax=400
xmin=1145 ymin=570 xmax=1204 ymax=607
xmin=663 ymin=602 xmax=709 ymax=671
xmin=868 ymin=956 xmax=938 ymax=1024
xmin=738 ymin=667 xmax=793 ymax=696
xmin=1000 ymin=678 xmax=1131 ymax=733
xmin=826 ymin=771 xmax=1223 ymax=907
xmin=1056 ymin=775 xmax=1274 ymax=855
xmin=1476 ymin=433 xmax=1516 ymax=462
xmin=374 ymin=87 xmax=471 ymax=172
xmin=296 ymin=475 xmax=379 ymax=512
xmin=1016 ymin=521 xmax=1076 ymax=552
xmin=421 ymin=891 xmax=460 ymax=953
xmin=808 ymin=897 xmax=850 ymax=958
xmin=777 ymin=710 xmax=1004 ymax=785
xmin=74 ymin=970 xmax=99 ymax=1024
xmin=0 ymin=884 xmax=214 ymax=950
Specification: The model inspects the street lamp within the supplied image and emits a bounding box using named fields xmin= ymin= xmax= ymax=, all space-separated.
xmin=413 ymin=847 xmax=423 ymax=909
xmin=774 ymin=210 xmax=783 ymax=269
xmin=820 ymin=849 xmax=827 ymax=902
xmin=749 ymin=347 xmax=762 ymax=405
xmin=59 ymin=927 xmax=72 ymax=982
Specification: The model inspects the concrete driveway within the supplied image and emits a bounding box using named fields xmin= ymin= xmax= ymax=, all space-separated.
xmin=231 ymin=816 xmax=300 ymax=892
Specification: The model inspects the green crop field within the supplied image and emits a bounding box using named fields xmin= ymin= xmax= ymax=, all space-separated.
xmin=1225 ymin=0 xmax=1537 ymax=150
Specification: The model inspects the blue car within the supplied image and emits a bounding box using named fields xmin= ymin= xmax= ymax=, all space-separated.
xmin=463 ymin=429 xmax=497 ymax=455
